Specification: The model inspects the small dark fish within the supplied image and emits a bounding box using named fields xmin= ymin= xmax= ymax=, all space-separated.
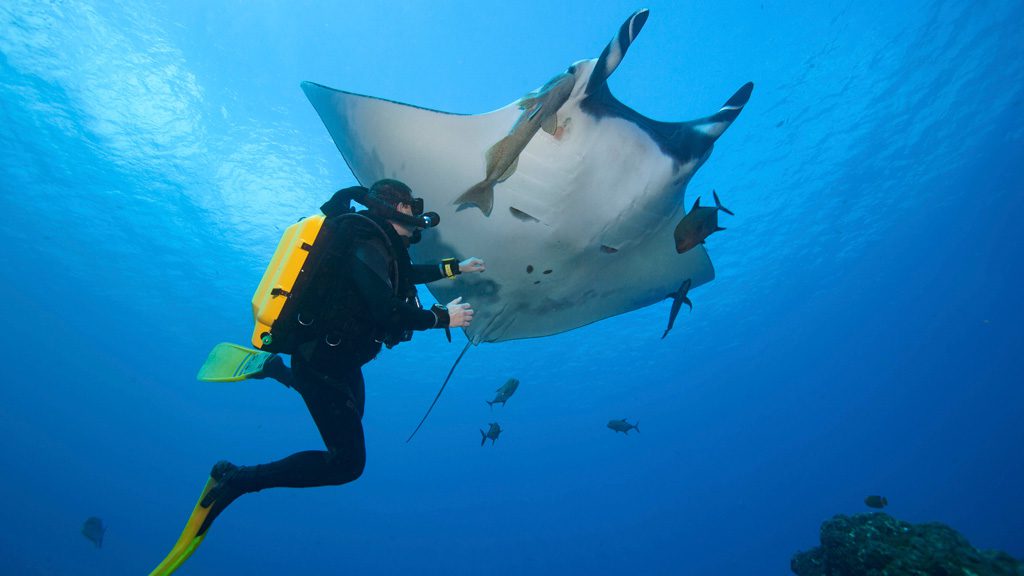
xmin=662 ymin=279 xmax=693 ymax=339
xmin=607 ymin=419 xmax=639 ymax=435
xmin=673 ymin=190 xmax=734 ymax=254
xmin=487 ymin=378 xmax=520 ymax=407
xmin=480 ymin=422 xmax=502 ymax=446
xmin=81 ymin=516 xmax=105 ymax=548
xmin=864 ymin=495 xmax=888 ymax=509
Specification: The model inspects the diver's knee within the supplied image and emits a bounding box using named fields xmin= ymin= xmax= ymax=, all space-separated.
xmin=350 ymin=454 xmax=366 ymax=481
xmin=325 ymin=450 xmax=365 ymax=484
xmin=341 ymin=452 xmax=366 ymax=483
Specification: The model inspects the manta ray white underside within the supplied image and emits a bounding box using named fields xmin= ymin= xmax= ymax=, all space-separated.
xmin=302 ymin=10 xmax=751 ymax=344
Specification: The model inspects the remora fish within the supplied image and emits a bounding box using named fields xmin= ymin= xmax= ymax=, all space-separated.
xmin=607 ymin=419 xmax=639 ymax=435
xmin=673 ymin=190 xmax=734 ymax=254
xmin=455 ymin=72 xmax=576 ymax=216
xmin=480 ymin=422 xmax=502 ymax=446
xmin=487 ymin=378 xmax=520 ymax=407
xmin=662 ymin=279 xmax=693 ymax=339
xmin=81 ymin=516 xmax=105 ymax=548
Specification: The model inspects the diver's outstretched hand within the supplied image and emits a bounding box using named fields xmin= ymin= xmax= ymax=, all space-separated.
xmin=447 ymin=297 xmax=474 ymax=328
xmin=460 ymin=257 xmax=486 ymax=273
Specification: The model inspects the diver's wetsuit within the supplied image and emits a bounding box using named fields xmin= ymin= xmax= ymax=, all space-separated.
xmin=203 ymin=212 xmax=449 ymax=523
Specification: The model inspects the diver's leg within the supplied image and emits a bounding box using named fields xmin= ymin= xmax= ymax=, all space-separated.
xmin=287 ymin=360 xmax=366 ymax=483
xmin=198 ymin=361 xmax=365 ymax=532
xmin=228 ymin=365 xmax=367 ymax=489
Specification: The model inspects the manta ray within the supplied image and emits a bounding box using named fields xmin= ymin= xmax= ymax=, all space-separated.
xmin=302 ymin=9 xmax=752 ymax=345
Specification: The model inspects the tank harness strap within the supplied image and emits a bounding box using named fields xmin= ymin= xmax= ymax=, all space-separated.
xmin=303 ymin=212 xmax=402 ymax=351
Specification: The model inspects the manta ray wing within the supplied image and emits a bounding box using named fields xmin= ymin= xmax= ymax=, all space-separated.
xmin=302 ymin=82 xmax=520 ymax=208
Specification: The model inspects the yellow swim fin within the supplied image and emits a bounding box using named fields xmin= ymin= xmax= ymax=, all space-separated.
xmin=148 ymin=477 xmax=217 ymax=576
xmin=196 ymin=343 xmax=272 ymax=382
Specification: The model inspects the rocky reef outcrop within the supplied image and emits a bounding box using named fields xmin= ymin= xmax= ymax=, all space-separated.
xmin=792 ymin=512 xmax=1022 ymax=576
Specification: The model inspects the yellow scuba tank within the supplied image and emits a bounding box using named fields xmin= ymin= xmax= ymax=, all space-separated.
xmin=250 ymin=214 xmax=327 ymax=351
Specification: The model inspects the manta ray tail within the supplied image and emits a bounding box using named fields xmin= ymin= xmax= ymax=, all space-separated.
xmin=407 ymin=341 xmax=473 ymax=442
xmin=691 ymin=82 xmax=755 ymax=139
xmin=587 ymin=9 xmax=650 ymax=96
xmin=454 ymin=181 xmax=495 ymax=216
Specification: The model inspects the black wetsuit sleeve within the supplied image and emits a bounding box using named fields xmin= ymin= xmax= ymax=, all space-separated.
xmin=351 ymin=244 xmax=445 ymax=331
xmin=408 ymin=263 xmax=446 ymax=285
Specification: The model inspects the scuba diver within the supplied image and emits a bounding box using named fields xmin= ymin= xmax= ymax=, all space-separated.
xmin=150 ymin=179 xmax=484 ymax=575
xmin=205 ymin=178 xmax=484 ymax=525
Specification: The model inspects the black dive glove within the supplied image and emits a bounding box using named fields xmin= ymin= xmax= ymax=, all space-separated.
xmin=430 ymin=304 xmax=452 ymax=342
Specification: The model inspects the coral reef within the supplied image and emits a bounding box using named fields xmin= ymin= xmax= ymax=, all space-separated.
xmin=792 ymin=512 xmax=1022 ymax=575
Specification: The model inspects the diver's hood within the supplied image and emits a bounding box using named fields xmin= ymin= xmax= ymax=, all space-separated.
xmin=321 ymin=186 xmax=440 ymax=231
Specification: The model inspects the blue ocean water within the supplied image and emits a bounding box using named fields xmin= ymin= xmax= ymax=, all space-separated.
xmin=1 ymin=0 xmax=1022 ymax=574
